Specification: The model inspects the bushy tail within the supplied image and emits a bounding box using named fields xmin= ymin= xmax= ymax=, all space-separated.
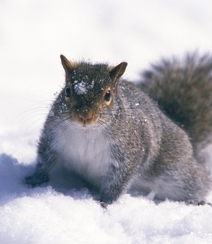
xmin=138 ymin=52 xmax=212 ymax=159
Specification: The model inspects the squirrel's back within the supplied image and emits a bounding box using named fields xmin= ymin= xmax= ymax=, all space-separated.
xmin=138 ymin=53 xmax=212 ymax=161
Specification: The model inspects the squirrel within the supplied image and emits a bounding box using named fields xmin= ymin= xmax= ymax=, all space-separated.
xmin=25 ymin=53 xmax=212 ymax=206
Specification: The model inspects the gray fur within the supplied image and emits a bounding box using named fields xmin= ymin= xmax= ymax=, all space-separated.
xmin=25 ymin=54 xmax=212 ymax=205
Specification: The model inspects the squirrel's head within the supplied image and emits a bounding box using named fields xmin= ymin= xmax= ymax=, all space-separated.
xmin=60 ymin=55 xmax=127 ymax=126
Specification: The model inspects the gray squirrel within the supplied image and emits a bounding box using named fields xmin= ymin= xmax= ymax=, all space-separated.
xmin=25 ymin=53 xmax=212 ymax=206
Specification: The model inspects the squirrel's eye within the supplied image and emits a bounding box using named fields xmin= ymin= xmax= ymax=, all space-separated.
xmin=65 ymin=87 xmax=71 ymax=97
xmin=104 ymin=90 xmax=111 ymax=102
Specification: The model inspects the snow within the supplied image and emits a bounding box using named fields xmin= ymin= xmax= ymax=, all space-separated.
xmin=74 ymin=81 xmax=86 ymax=95
xmin=1 ymin=0 xmax=212 ymax=243
xmin=74 ymin=80 xmax=95 ymax=95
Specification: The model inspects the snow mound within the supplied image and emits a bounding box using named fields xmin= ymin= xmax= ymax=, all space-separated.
xmin=0 ymin=154 xmax=212 ymax=244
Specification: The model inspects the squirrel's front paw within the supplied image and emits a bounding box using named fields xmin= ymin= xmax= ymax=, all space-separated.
xmin=24 ymin=172 xmax=49 ymax=187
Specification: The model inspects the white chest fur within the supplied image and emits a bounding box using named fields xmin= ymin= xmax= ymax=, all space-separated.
xmin=51 ymin=122 xmax=112 ymax=187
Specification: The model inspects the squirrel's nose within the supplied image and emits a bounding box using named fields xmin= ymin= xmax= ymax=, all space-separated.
xmin=79 ymin=113 xmax=92 ymax=124
xmin=78 ymin=108 xmax=93 ymax=125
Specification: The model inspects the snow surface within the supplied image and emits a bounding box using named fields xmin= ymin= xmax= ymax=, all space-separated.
xmin=1 ymin=0 xmax=212 ymax=243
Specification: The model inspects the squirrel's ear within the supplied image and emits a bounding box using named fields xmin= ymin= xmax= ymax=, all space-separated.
xmin=109 ymin=62 xmax=128 ymax=81
xmin=60 ymin=54 xmax=76 ymax=73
